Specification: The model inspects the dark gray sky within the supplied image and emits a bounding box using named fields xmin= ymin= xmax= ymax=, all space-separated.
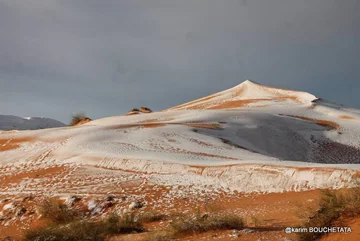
xmin=1 ymin=0 xmax=359 ymax=123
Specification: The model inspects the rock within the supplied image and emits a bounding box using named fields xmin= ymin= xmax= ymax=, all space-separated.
xmin=3 ymin=203 xmax=14 ymax=211
xmin=66 ymin=196 xmax=82 ymax=207
xmin=129 ymin=201 xmax=144 ymax=210
xmin=242 ymin=228 xmax=255 ymax=233
xmin=230 ymin=229 xmax=241 ymax=238
xmin=88 ymin=199 xmax=99 ymax=211
xmin=88 ymin=199 xmax=102 ymax=216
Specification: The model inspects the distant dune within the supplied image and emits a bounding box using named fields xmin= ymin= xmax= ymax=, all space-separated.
xmin=0 ymin=115 xmax=65 ymax=131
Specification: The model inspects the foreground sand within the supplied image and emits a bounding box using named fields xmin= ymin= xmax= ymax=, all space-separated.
xmin=1 ymin=186 xmax=359 ymax=240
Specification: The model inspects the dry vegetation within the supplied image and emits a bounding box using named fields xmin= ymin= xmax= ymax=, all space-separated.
xmin=298 ymin=187 xmax=360 ymax=241
xmin=169 ymin=212 xmax=243 ymax=235
xmin=145 ymin=210 xmax=244 ymax=240
xmin=24 ymin=189 xmax=360 ymax=241
xmin=24 ymin=198 xmax=245 ymax=241
xmin=103 ymin=212 xmax=145 ymax=234
xmin=137 ymin=211 xmax=167 ymax=223
xmin=24 ymin=199 xmax=145 ymax=241
xmin=25 ymin=220 xmax=105 ymax=241
xmin=39 ymin=197 xmax=79 ymax=224
xmin=69 ymin=112 xmax=91 ymax=126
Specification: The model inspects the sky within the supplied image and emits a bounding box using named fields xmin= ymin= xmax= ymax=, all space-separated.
xmin=0 ymin=0 xmax=359 ymax=123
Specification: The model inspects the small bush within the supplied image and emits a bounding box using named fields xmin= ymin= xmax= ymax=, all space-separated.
xmin=39 ymin=198 xmax=77 ymax=224
xmin=298 ymin=188 xmax=360 ymax=241
xmin=103 ymin=212 xmax=145 ymax=234
xmin=69 ymin=112 xmax=89 ymax=126
xmin=138 ymin=211 xmax=167 ymax=223
xmin=342 ymin=187 xmax=360 ymax=217
xmin=24 ymin=220 xmax=105 ymax=241
xmin=103 ymin=212 xmax=120 ymax=234
xmin=170 ymin=212 xmax=243 ymax=235
xmin=211 ymin=214 xmax=245 ymax=229
xmin=25 ymin=212 xmax=146 ymax=241
xmin=130 ymin=108 xmax=140 ymax=112
xmin=117 ymin=213 xmax=145 ymax=233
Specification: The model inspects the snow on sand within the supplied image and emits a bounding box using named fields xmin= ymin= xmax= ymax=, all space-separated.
xmin=1 ymin=80 xmax=360 ymax=195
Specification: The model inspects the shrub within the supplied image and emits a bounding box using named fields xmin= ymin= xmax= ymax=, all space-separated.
xmin=117 ymin=213 xmax=145 ymax=233
xmin=170 ymin=211 xmax=243 ymax=235
xmin=342 ymin=187 xmax=360 ymax=217
xmin=103 ymin=212 xmax=145 ymax=234
xmin=39 ymin=198 xmax=78 ymax=224
xmin=24 ymin=220 xmax=105 ymax=241
xmin=138 ymin=211 xmax=167 ymax=223
xmin=69 ymin=112 xmax=89 ymax=126
xmin=103 ymin=212 xmax=120 ymax=234
xmin=298 ymin=188 xmax=360 ymax=241
xmin=25 ymin=212 xmax=146 ymax=241
xmin=130 ymin=108 xmax=140 ymax=112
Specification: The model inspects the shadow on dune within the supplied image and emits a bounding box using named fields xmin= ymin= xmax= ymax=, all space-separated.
xmin=195 ymin=113 xmax=360 ymax=164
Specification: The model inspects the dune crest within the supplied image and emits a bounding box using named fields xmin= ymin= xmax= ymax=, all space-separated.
xmin=168 ymin=80 xmax=318 ymax=110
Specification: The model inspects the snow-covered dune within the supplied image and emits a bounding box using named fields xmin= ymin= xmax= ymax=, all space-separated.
xmin=167 ymin=80 xmax=318 ymax=110
xmin=0 ymin=80 xmax=359 ymax=195
xmin=0 ymin=115 xmax=66 ymax=131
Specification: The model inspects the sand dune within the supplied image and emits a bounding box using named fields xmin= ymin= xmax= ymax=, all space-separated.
xmin=1 ymin=80 xmax=360 ymax=240
xmin=0 ymin=80 xmax=359 ymax=196
xmin=168 ymin=80 xmax=318 ymax=110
